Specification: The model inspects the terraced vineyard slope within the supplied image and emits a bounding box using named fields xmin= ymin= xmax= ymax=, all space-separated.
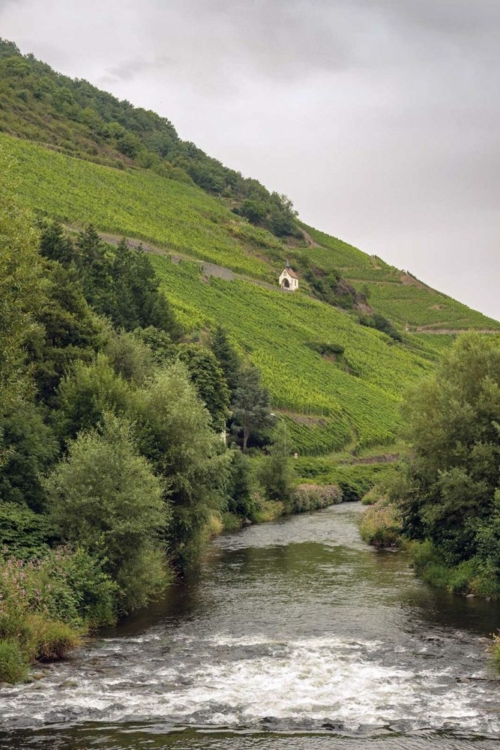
xmin=1 ymin=40 xmax=499 ymax=457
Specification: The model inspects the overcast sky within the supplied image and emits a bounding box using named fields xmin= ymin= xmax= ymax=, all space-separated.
xmin=1 ymin=0 xmax=499 ymax=319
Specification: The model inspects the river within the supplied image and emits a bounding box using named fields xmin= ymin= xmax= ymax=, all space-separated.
xmin=1 ymin=503 xmax=500 ymax=749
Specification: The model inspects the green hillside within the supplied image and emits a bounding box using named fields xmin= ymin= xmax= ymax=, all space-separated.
xmin=1 ymin=40 xmax=499 ymax=459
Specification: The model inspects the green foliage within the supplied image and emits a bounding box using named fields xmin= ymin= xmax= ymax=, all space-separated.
xmin=410 ymin=541 xmax=500 ymax=599
xmin=46 ymin=415 xmax=169 ymax=611
xmin=250 ymin=498 xmax=285 ymax=524
xmin=226 ymin=449 xmax=256 ymax=519
xmin=72 ymin=226 xmax=183 ymax=338
xmin=232 ymin=366 xmax=275 ymax=451
xmin=305 ymin=342 xmax=345 ymax=357
xmin=0 ymin=640 xmax=28 ymax=683
xmin=211 ymin=326 xmax=241 ymax=394
xmin=177 ymin=344 xmax=231 ymax=432
xmin=290 ymin=484 xmax=342 ymax=513
xmin=0 ymin=149 xmax=45 ymax=407
xmin=396 ymin=334 xmax=500 ymax=563
xmin=55 ymin=354 xmax=134 ymax=443
xmin=104 ymin=330 xmax=156 ymax=386
xmin=133 ymin=363 xmax=230 ymax=569
xmin=0 ymin=400 xmax=58 ymax=511
xmin=0 ymin=546 xmax=118 ymax=678
xmin=256 ymin=422 xmax=296 ymax=504
xmin=0 ymin=503 xmax=59 ymax=556
xmin=28 ymin=259 xmax=103 ymax=403
xmin=295 ymin=457 xmax=392 ymax=499
xmin=359 ymin=501 xmax=402 ymax=548
xmin=359 ymin=313 xmax=402 ymax=342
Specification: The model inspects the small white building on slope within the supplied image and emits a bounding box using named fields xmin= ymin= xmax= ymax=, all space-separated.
xmin=279 ymin=264 xmax=299 ymax=291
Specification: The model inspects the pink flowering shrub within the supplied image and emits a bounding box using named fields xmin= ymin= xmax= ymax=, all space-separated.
xmin=0 ymin=546 xmax=118 ymax=681
xmin=290 ymin=483 xmax=343 ymax=513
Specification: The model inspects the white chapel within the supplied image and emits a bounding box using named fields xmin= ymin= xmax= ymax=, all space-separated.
xmin=279 ymin=264 xmax=299 ymax=291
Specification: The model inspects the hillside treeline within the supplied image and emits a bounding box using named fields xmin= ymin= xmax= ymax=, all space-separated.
xmin=0 ymin=38 xmax=300 ymax=239
xmin=0 ymin=187 xmax=292 ymax=682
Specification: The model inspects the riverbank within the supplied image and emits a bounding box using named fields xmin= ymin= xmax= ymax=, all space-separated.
xmin=359 ymin=498 xmax=500 ymax=602
xmin=0 ymin=482 xmax=346 ymax=685
xmin=2 ymin=502 xmax=500 ymax=746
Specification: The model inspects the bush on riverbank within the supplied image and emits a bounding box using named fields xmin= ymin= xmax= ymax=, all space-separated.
xmin=395 ymin=335 xmax=500 ymax=591
xmin=251 ymin=496 xmax=285 ymax=523
xmin=290 ymin=483 xmax=342 ymax=513
xmin=361 ymin=486 xmax=385 ymax=506
xmin=0 ymin=547 xmax=118 ymax=682
xmin=410 ymin=541 xmax=500 ymax=599
xmin=491 ymin=634 xmax=500 ymax=667
xmin=359 ymin=500 xmax=402 ymax=548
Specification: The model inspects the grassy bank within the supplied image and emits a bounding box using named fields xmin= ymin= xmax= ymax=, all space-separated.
xmin=0 ymin=547 xmax=119 ymax=683
xmin=410 ymin=542 xmax=500 ymax=599
xmin=359 ymin=499 xmax=402 ymax=548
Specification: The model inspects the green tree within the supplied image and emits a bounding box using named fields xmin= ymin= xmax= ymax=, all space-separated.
xmin=105 ymin=330 xmax=155 ymax=386
xmin=226 ymin=449 xmax=255 ymax=519
xmin=0 ymin=401 xmax=58 ymax=512
xmin=397 ymin=333 xmax=500 ymax=563
xmin=46 ymin=415 xmax=168 ymax=611
xmin=211 ymin=326 xmax=240 ymax=394
xmin=177 ymin=344 xmax=230 ymax=431
xmin=133 ymin=363 xmax=230 ymax=568
xmin=232 ymin=366 xmax=275 ymax=451
xmin=240 ymin=199 xmax=267 ymax=225
xmin=55 ymin=355 xmax=133 ymax=442
xmin=38 ymin=220 xmax=73 ymax=266
xmin=28 ymin=260 xmax=103 ymax=403
xmin=256 ymin=421 xmax=295 ymax=503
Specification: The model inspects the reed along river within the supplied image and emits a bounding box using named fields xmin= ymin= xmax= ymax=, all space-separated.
xmin=1 ymin=503 xmax=500 ymax=749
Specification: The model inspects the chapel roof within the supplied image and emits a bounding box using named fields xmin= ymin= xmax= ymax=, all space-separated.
xmin=282 ymin=265 xmax=298 ymax=279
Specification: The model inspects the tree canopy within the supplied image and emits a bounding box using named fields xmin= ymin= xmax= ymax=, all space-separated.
xmin=397 ymin=333 xmax=500 ymax=567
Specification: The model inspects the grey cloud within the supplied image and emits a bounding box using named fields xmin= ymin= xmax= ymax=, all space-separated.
xmin=104 ymin=56 xmax=172 ymax=83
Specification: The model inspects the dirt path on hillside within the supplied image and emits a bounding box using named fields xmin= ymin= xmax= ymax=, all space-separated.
xmin=67 ymin=226 xmax=283 ymax=293
xmin=65 ymin=226 xmax=500 ymax=333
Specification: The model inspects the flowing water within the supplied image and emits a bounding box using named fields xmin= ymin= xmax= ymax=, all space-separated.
xmin=1 ymin=503 xmax=500 ymax=749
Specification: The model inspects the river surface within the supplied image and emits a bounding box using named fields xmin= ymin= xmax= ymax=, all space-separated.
xmin=1 ymin=503 xmax=500 ymax=749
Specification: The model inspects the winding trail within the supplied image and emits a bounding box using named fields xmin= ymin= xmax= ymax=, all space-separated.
xmin=67 ymin=225 xmax=500 ymax=334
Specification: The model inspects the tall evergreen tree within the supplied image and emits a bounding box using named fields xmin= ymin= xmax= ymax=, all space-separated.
xmin=211 ymin=326 xmax=240 ymax=394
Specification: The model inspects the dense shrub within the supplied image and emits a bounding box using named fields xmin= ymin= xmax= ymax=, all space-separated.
xmin=359 ymin=313 xmax=402 ymax=342
xmin=255 ymin=422 xmax=295 ymax=504
xmin=396 ymin=334 xmax=500 ymax=569
xmin=0 ymin=546 xmax=118 ymax=681
xmin=359 ymin=501 xmax=402 ymax=548
xmin=290 ymin=484 xmax=342 ymax=513
xmin=0 ymin=640 xmax=27 ymax=683
xmin=46 ymin=415 xmax=169 ymax=611
xmin=0 ymin=503 xmax=59 ymax=556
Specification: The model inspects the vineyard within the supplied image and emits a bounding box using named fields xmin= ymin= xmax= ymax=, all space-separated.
xmin=300 ymin=223 xmax=500 ymax=331
xmin=0 ymin=133 xmax=282 ymax=282
xmin=3 ymin=126 xmax=499 ymax=456
xmin=366 ymin=283 xmax=500 ymax=330
xmin=150 ymin=255 xmax=440 ymax=452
